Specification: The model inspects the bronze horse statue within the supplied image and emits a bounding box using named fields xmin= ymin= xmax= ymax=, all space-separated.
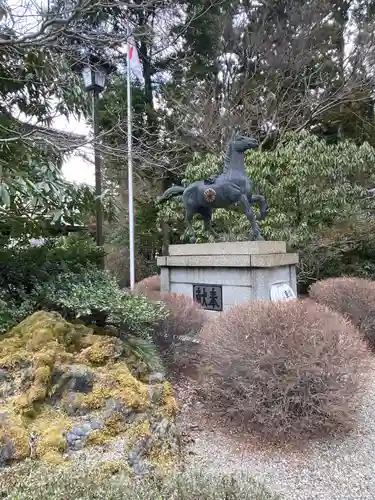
xmin=157 ymin=130 xmax=268 ymax=243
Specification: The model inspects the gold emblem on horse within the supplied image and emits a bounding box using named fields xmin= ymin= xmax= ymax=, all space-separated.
xmin=203 ymin=188 xmax=216 ymax=202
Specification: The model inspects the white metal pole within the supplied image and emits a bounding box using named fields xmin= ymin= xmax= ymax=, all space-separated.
xmin=127 ymin=40 xmax=135 ymax=290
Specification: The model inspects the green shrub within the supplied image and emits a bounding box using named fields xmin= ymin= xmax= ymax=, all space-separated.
xmin=0 ymin=296 xmax=34 ymax=334
xmin=0 ymin=235 xmax=105 ymax=333
xmin=297 ymin=219 xmax=375 ymax=293
xmin=309 ymin=277 xmax=375 ymax=348
xmin=34 ymin=269 xmax=167 ymax=339
xmin=0 ymin=237 xmax=165 ymax=339
xmin=0 ymin=235 xmax=104 ymax=303
xmin=199 ymin=299 xmax=370 ymax=443
xmin=0 ymin=462 xmax=276 ymax=500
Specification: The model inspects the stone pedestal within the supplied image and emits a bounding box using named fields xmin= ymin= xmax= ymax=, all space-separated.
xmin=157 ymin=241 xmax=299 ymax=314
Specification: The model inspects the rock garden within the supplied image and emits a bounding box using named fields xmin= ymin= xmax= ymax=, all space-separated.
xmin=2 ymin=238 xmax=375 ymax=499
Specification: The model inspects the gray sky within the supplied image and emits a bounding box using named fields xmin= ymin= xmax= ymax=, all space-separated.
xmin=53 ymin=115 xmax=94 ymax=186
xmin=4 ymin=0 xmax=95 ymax=186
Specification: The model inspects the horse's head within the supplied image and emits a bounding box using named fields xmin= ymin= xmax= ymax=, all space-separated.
xmin=232 ymin=131 xmax=258 ymax=152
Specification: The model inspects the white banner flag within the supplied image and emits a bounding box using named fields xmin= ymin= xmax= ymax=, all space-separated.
xmin=127 ymin=39 xmax=143 ymax=82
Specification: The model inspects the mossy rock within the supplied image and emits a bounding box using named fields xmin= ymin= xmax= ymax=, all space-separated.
xmin=0 ymin=413 xmax=29 ymax=463
xmin=0 ymin=311 xmax=179 ymax=470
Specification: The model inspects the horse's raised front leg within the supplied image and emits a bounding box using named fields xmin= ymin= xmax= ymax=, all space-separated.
xmin=239 ymin=194 xmax=264 ymax=241
xmin=186 ymin=210 xmax=197 ymax=244
xmin=251 ymin=194 xmax=268 ymax=221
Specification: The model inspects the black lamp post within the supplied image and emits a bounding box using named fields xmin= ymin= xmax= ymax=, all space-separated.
xmin=80 ymin=56 xmax=113 ymax=258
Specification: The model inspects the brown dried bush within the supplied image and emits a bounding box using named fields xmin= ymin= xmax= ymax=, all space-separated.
xmin=152 ymin=292 xmax=207 ymax=379
xmin=309 ymin=277 xmax=375 ymax=349
xmin=134 ymin=275 xmax=161 ymax=300
xmin=198 ymin=299 xmax=371 ymax=443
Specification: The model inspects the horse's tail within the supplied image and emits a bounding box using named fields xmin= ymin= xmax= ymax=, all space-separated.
xmin=252 ymin=194 xmax=268 ymax=221
xmin=156 ymin=185 xmax=185 ymax=204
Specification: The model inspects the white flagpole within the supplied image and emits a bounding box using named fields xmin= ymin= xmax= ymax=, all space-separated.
xmin=127 ymin=39 xmax=135 ymax=291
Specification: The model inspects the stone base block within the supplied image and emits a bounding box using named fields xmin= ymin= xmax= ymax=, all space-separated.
xmin=157 ymin=242 xmax=298 ymax=314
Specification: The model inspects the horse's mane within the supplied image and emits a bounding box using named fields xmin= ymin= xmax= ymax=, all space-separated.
xmin=223 ymin=139 xmax=233 ymax=168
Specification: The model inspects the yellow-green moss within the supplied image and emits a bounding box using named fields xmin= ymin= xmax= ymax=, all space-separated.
xmin=28 ymin=407 xmax=73 ymax=431
xmin=79 ymin=332 xmax=101 ymax=348
xmin=33 ymin=348 xmax=62 ymax=369
xmin=88 ymin=416 xmax=153 ymax=449
xmin=76 ymin=363 xmax=150 ymax=412
xmin=12 ymin=394 xmax=33 ymax=417
xmin=86 ymin=411 xmax=130 ymax=447
xmin=112 ymin=365 xmax=150 ymax=410
xmin=105 ymin=411 xmax=128 ymax=435
xmin=1 ymin=312 xmax=93 ymax=416
xmin=34 ymin=365 xmax=52 ymax=383
xmin=148 ymin=445 xmax=175 ymax=472
xmin=122 ymin=419 xmax=176 ymax=473
xmin=126 ymin=419 xmax=152 ymax=441
xmin=78 ymin=336 xmax=120 ymax=366
xmin=0 ymin=311 xmax=179 ymax=467
xmin=0 ymin=415 xmax=30 ymax=460
xmin=36 ymin=427 xmax=67 ymax=456
xmin=12 ymin=360 xmax=53 ymax=416
xmin=160 ymin=382 xmax=178 ymax=418
xmin=0 ymin=312 xmax=93 ymax=367
xmin=27 ymin=385 xmax=46 ymax=403
xmin=39 ymin=450 xmax=66 ymax=465
xmin=86 ymin=429 xmax=109 ymax=446
xmin=74 ymin=387 xmax=112 ymax=411
xmin=0 ymin=338 xmax=28 ymax=367
xmin=8 ymin=311 xmax=84 ymax=351
xmin=28 ymin=408 xmax=72 ymax=461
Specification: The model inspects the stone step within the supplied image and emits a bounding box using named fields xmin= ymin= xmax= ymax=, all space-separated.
xmin=167 ymin=241 xmax=286 ymax=256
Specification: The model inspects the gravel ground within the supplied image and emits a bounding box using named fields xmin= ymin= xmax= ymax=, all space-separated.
xmin=179 ymin=376 xmax=375 ymax=500
xmin=68 ymin=437 xmax=128 ymax=466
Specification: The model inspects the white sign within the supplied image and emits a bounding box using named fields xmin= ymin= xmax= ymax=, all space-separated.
xmin=270 ymin=282 xmax=297 ymax=302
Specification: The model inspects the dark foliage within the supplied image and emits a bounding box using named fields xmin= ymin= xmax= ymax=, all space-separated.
xmin=297 ymin=220 xmax=375 ymax=294
xmin=0 ymin=235 xmax=104 ymax=303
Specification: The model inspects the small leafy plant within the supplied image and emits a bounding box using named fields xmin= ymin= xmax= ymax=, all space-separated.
xmin=0 ymin=293 xmax=35 ymax=334
xmin=34 ymin=269 xmax=167 ymax=339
